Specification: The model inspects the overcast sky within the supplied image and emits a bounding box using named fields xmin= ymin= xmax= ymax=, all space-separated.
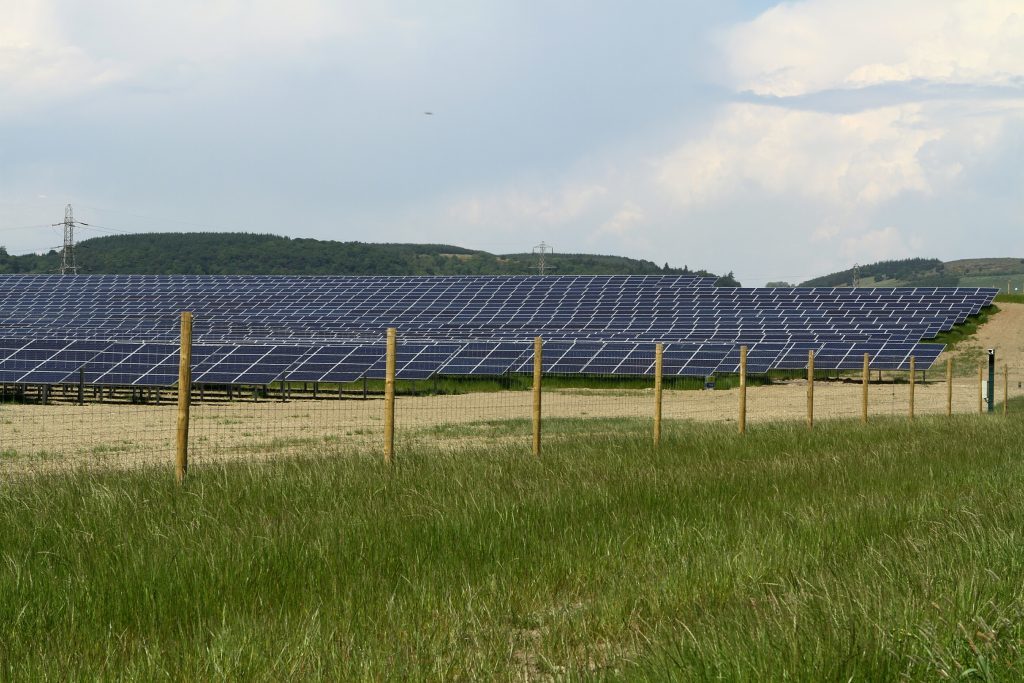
xmin=1 ymin=0 xmax=1022 ymax=284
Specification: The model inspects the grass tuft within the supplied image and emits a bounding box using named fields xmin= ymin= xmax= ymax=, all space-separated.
xmin=3 ymin=415 xmax=1024 ymax=678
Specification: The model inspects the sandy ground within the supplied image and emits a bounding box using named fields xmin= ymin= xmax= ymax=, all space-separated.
xmin=975 ymin=302 xmax=1024 ymax=365
xmin=939 ymin=301 xmax=1024 ymax=372
xmin=3 ymin=373 xmax=1021 ymax=477
xmin=3 ymin=302 xmax=1022 ymax=476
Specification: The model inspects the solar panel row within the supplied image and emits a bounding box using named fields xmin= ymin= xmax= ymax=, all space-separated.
xmin=0 ymin=275 xmax=995 ymax=346
xmin=0 ymin=275 xmax=997 ymax=383
xmin=0 ymin=337 xmax=946 ymax=385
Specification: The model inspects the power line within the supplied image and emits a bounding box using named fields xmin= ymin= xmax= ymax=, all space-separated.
xmin=77 ymin=204 xmax=248 ymax=233
xmin=76 ymin=222 xmax=133 ymax=235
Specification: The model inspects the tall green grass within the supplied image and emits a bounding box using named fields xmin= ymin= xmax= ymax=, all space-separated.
xmin=3 ymin=416 xmax=1024 ymax=679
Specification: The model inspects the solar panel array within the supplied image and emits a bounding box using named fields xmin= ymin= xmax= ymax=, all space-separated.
xmin=0 ymin=275 xmax=997 ymax=385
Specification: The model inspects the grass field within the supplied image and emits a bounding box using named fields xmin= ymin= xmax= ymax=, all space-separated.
xmin=958 ymin=276 xmax=1024 ymax=291
xmin=3 ymin=415 xmax=1024 ymax=679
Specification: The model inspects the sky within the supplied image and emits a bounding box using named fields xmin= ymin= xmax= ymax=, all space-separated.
xmin=1 ymin=0 xmax=1022 ymax=285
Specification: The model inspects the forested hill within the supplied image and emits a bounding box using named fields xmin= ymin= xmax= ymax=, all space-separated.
xmin=800 ymin=258 xmax=950 ymax=287
xmin=800 ymin=257 xmax=1024 ymax=289
xmin=0 ymin=233 xmax=741 ymax=285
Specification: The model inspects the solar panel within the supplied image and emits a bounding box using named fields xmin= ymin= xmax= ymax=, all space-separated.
xmin=325 ymin=344 xmax=381 ymax=383
xmin=364 ymin=343 xmax=468 ymax=380
xmin=283 ymin=345 xmax=363 ymax=383
xmin=583 ymin=342 xmax=650 ymax=375
xmin=0 ymin=275 xmax=994 ymax=382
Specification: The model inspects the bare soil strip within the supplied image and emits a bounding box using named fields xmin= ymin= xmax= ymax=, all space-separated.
xmin=940 ymin=301 xmax=1024 ymax=372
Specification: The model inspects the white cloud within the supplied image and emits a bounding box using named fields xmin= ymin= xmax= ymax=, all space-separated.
xmin=723 ymin=0 xmax=1024 ymax=97
xmin=657 ymin=102 xmax=968 ymax=208
xmin=4 ymin=0 xmax=1022 ymax=284
xmin=437 ymin=1 xmax=1024 ymax=279
xmin=68 ymin=0 xmax=361 ymax=64
xmin=0 ymin=3 xmax=124 ymax=115
xmin=596 ymin=201 xmax=645 ymax=239
xmin=447 ymin=184 xmax=609 ymax=230
xmin=0 ymin=0 xmax=369 ymax=116
xmin=443 ymin=184 xmax=659 ymax=255
xmin=811 ymin=225 xmax=840 ymax=242
xmin=840 ymin=226 xmax=924 ymax=263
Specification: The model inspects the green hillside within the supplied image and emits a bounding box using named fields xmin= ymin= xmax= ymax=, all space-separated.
xmin=0 ymin=233 xmax=741 ymax=285
xmin=801 ymin=257 xmax=1024 ymax=291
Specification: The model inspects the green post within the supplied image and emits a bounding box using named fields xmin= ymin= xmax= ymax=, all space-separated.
xmin=988 ymin=350 xmax=996 ymax=413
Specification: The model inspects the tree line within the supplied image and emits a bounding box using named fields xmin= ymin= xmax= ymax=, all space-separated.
xmin=800 ymin=258 xmax=949 ymax=287
xmin=0 ymin=233 xmax=742 ymax=285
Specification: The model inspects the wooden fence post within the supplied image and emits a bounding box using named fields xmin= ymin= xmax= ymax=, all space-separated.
xmin=978 ymin=365 xmax=984 ymax=414
xmin=738 ymin=345 xmax=747 ymax=434
xmin=1004 ymin=364 xmax=1009 ymax=416
xmin=908 ymin=356 xmax=915 ymax=421
xmin=383 ymin=327 xmax=396 ymax=464
xmin=861 ymin=353 xmax=870 ymax=424
xmin=946 ymin=357 xmax=953 ymax=417
xmin=654 ymin=343 xmax=664 ymax=447
xmin=176 ymin=311 xmax=193 ymax=484
xmin=807 ymin=350 xmax=814 ymax=429
xmin=532 ymin=336 xmax=542 ymax=457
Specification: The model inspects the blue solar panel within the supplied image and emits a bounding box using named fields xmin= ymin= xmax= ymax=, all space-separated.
xmin=584 ymin=343 xmax=648 ymax=375
xmin=282 ymin=345 xmax=359 ymax=383
xmin=0 ymin=275 xmax=994 ymax=382
xmin=325 ymin=344 xmax=381 ymax=383
xmin=364 ymin=343 xmax=452 ymax=380
xmin=773 ymin=342 xmax=821 ymax=370
xmin=548 ymin=341 xmax=605 ymax=373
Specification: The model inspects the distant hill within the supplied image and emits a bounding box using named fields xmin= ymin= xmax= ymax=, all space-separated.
xmin=801 ymin=257 xmax=1024 ymax=291
xmin=0 ymin=232 xmax=741 ymax=285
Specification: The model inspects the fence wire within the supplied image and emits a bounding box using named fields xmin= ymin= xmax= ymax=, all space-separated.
xmin=3 ymin=341 xmax=1022 ymax=480
xmin=0 ymin=348 xmax=177 ymax=475
xmin=186 ymin=380 xmax=384 ymax=468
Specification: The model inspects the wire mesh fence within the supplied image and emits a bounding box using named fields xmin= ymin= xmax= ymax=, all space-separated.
xmin=185 ymin=380 xmax=386 ymax=468
xmin=3 ymin=333 xmax=1023 ymax=481
xmin=0 ymin=346 xmax=178 ymax=475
